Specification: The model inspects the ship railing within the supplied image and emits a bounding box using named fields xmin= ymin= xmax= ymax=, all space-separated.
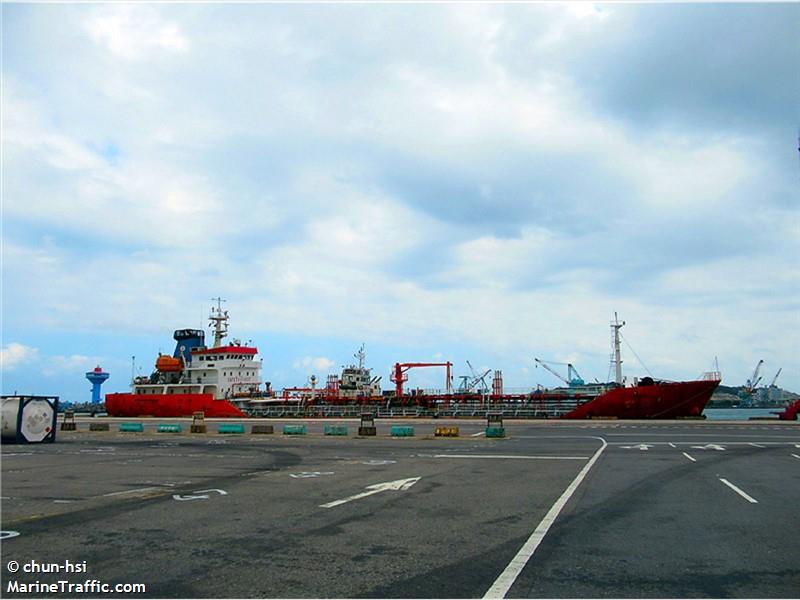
xmin=242 ymin=398 xmax=583 ymax=419
xmin=700 ymin=371 xmax=722 ymax=381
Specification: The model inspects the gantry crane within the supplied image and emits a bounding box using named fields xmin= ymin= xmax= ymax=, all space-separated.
xmin=391 ymin=362 xmax=452 ymax=398
xmin=534 ymin=358 xmax=585 ymax=388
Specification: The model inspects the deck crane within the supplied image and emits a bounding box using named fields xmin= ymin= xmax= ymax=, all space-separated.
xmin=461 ymin=360 xmax=491 ymax=394
xmin=534 ymin=358 xmax=585 ymax=388
xmin=391 ymin=362 xmax=452 ymax=398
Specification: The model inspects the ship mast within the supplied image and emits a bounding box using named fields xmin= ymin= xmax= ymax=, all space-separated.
xmin=612 ymin=312 xmax=625 ymax=385
xmin=355 ymin=343 xmax=366 ymax=369
xmin=209 ymin=297 xmax=229 ymax=348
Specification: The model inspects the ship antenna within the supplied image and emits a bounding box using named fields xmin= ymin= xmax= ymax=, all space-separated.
xmin=355 ymin=343 xmax=366 ymax=369
xmin=611 ymin=312 xmax=625 ymax=385
xmin=209 ymin=297 xmax=229 ymax=348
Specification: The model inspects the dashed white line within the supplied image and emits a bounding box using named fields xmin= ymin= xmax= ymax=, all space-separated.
xmin=748 ymin=443 xmax=765 ymax=448
xmin=719 ymin=478 xmax=758 ymax=504
xmin=791 ymin=454 xmax=800 ymax=460
xmin=682 ymin=452 xmax=697 ymax=462
xmin=483 ymin=437 xmax=607 ymax=599
xmin=435 ymin=454 xmax=588 ymax=460
xmin=668 ymin=443 xmax=676 ymax=448
xmin=470 ymin=431 xmax=486 ymax=437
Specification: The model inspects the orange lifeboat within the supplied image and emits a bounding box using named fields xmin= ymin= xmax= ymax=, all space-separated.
xmin=155 ymin=355 xmax=183 ymax=372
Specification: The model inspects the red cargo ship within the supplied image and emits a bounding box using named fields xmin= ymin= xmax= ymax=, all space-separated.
xmin=106 ymin=305 xmax=721 ymax=419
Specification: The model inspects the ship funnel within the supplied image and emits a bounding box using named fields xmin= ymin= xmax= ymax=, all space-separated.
xmin=173 ymin=329 xmax=205 ymax=363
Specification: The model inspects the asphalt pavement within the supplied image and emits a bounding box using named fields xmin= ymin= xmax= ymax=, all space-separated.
xmin=1 ymin=419 xmax=798 ymax=598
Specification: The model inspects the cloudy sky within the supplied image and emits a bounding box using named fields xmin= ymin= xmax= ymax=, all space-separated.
xmin=2 ymin=2 xmax=798 ymax=402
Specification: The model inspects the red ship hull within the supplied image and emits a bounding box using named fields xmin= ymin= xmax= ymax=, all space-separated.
xmin=563 ymin=379 xmax=719 ymax=419
xmin=105 ymin=393 xmax=246 ymax=418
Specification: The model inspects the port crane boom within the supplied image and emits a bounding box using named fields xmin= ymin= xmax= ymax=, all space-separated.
xmin=746 ymin=359 xmax=765 ymax=392
xmin=768 ymin=368 xmax=782 ymax=388
xmin=534 ymin=358 xmax=585 ymax=387
xmin=391 ymin=362 xmax=453 ymax=397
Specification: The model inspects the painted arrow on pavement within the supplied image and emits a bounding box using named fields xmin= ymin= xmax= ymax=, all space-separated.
xmin=320 ymin=477 xmax=420 ymax=508
xmin=173 ymin=488 xmax=228 ymax=502
xmin=691 ymin=444 xmax=726 ymax=451
xmin=620 ymin=444 xmax=654 ymax=451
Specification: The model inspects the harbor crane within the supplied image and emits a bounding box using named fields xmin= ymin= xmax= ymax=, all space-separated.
xmin=391 ymin=362 xmax=452 ymax=398
xmin=534 ymin=358 xmax=585 ymax=388
xmin=767 ymin=368 xmax=782 ymax=388
xmin=745 ymin=359 xmax=765 ymax=392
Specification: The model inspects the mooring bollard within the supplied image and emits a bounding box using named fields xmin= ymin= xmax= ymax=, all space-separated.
xmin=358 ymin=412 xmax=377 ymax=436
xmin=190 ymin=411 xmax=207 ymax=434
xmin=486 ymin=412 xmax=505 ymax=438
xmin=61 ymin=410 xmax=76 ymax=431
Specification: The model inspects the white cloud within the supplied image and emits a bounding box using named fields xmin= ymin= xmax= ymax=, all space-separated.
xmin=85 ymin=5 xmax=189 ymax=60
xmin=1 ymin=344 xmax=40 ymax=371
xmin=292 ymin=357 xmax=336 ymax=373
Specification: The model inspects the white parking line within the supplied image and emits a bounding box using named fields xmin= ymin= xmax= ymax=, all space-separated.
xmin=470 ymin=431 xmax=486 ymax=437
xmin=791 ymin=454 xmax=800 ymax=460
xmin=719 ymin=478 xmax=758 ymax=504
xmin=483 ymin=437 xmax=607 ymax=599
xmin=435 ymin=454 xmax=588 ymax=460
xmin=682 ymin=452 xmax=696 ymax=462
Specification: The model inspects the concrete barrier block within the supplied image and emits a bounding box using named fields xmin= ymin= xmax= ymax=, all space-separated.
xmin=251 ymin=425 xmax=274 ymax=434
xmin=89 ymin=423 xmax=110 ymax=432
xmin=119 ymin=422 xmax=144 ymax=433
xmin=434 ymin=426 xmax=459 ymax=437
xmin=218 ymin=424 xmax=245 ymax=434
xmin=485 ymin=426 xmax=505 ymax=438
xmin=283 ymin=425 xmax=307 ymax=435
xmin=391 ymin=426 xmax=414 ymax=437
xmin=157 ymin=424 xmax=182 ymax=433
xmin=323 ymin=425 xmax=348 ymax=436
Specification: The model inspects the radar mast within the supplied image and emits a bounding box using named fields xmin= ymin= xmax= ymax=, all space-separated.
xmin=209 ymin=297 xmax=229 ymax=348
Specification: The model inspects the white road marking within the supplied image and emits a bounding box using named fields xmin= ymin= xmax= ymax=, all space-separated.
xmin=682 ymin=452 xmax=697 ymax=462
xmin=470 ymin=431 xmax=486 ymax=437
xmin=791 ymin=454 xmax=800 ymax=460
xmin=103 ymin=487 xmax=161 ymax=497
xmin=433 ymin=454 xmax=588 ymax=460
xmin=0 ymin=531 xmax=20 ymax=540
xmin=361 ymin=460 xmax=396 ymax=465
xmin=289 ymin=471 xmax=335 ymax=479
xmin=172 ymin=488 xmax=228 ymax=502
xmin=748 ymin=443 xmax=765 ymax=448
xmin=691 ymin=444 xmax=726 ymax=451
xmin=320 ymin=477 xmax=420 ymax=509
xmin=483 ymin=437 xmax=607 ymax=599
xmin=620 ymin=444 xmax=653 ymax=451
xmin=668 ymin=443 xmax=676 ymax=448
xmin=53 ymin=500 xmax=75 ymax=504
xmin=719 ymin=478 xmax=758 ymax=504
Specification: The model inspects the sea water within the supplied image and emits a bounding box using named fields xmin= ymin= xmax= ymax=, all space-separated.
xmin=703 ymin=408 xmax=781 ymax=421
